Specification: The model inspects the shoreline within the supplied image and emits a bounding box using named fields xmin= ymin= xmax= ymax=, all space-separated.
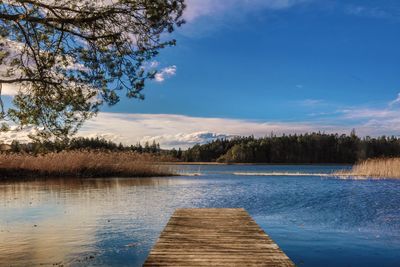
xmin=160 ymin=162 xmax=353 ymax=166
xmin=0 ymin=168 xmax=177 ymax=181
xmin=0 ymin=162 xmax=351 ymax=181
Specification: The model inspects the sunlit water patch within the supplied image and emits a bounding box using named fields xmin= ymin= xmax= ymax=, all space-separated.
xmin=1 ymin=164 xmax=399 ymax=266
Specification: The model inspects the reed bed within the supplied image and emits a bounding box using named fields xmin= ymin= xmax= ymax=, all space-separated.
xmin=336 ymin=158 xmax=400 ymax=179
xmin=0 ymin=151 xmax=175 ymax=179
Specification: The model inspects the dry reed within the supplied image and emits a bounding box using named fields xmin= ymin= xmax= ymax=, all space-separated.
xmin=0 ymin=151 xmax=175 ymax=179
xmin=336 ymin=158 xmax=400 ymax=179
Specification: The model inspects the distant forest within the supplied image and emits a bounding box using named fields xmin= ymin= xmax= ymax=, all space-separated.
xmin=182 ymin=132 xmax=400 ymax=164
xmin=2 ymin=132 xmax=400 ymax=164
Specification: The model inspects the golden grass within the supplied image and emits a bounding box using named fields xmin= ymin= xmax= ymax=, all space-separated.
xmin=337 ymin=158 xmax=400 ymax=179
xmin=0 ymin=151 xmax=176 ymax=179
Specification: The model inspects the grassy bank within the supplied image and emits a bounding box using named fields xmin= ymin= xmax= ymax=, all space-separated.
xmin=337 ymin=158 xmax=400 ymax=178
xmin=0 ymin=151 xmax=175 ymax=179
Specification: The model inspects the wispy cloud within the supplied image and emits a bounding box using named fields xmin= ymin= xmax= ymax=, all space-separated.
xmin=339 ymin=108 xmax=397 ymax=120
xmin=154 ymin=65 xmax=177 ymax=82
xmin=338 ymin=93 xmax=400 ymax=121
xmin=297 ymin=98 xmax=324 ymax=107
xmin=389 ymin=93 xmax=400 ymax=107
xmin=345 ymin=5 xmax=394 ymax=20
xmin=179 ymin=0 xmax=314 ymax=36
xmin=183 ymin=0 xmax=312 ymax=22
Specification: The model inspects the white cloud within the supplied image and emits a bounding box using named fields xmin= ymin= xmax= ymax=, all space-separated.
xmin=141 ymin=132 xmax=234 ymax=148
xmin=154 ymin=65 xmax=177 ymax=82
xmin=1 ymin=83 xmax=19 ymax=96
xmin=0 ymin=126 xmax=36 ymax=144
xmin=75 ymin=112 xmax=349 ymax=149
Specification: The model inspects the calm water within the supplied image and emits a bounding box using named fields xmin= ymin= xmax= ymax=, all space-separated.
xmin=1 ymin=165 xmax=400 ymax=267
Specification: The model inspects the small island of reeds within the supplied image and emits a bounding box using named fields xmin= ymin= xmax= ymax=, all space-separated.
xmin=336 ymin=158 xmax=400 ymax=179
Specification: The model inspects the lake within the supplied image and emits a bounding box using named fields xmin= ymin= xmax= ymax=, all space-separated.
xmin=1 ymin=164 xmax=400 ymax=266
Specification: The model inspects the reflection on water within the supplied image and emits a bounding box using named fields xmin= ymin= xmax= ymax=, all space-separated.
xmin=0 ymin=177 xmax=197 ymax=266
xmin=1 ymin=165 xmax=400 ymax=267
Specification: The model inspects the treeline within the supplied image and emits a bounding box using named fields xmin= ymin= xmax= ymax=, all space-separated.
xmin=2 ymin=137 xmax=163 ymax=155
xmin=3 ymin=132 xmax=400 ymax=164
xmin=182 ymin=132 xmax=400 ymax=164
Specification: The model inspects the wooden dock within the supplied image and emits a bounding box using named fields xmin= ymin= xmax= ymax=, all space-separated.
xmin=143 ymin=208 xmax=295 ymax=266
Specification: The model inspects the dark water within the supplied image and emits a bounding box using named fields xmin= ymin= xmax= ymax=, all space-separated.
xmin=1 ymin=165 xmax=400 ymax=266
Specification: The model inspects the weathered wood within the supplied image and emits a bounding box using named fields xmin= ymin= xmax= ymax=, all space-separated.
xmin=143 ymin=208 xmax=295 ymax=266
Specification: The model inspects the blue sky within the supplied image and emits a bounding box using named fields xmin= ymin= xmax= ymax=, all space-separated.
xmin=3 ymin=0 xmax=400 ymax=148
xmin=117 ymin=0 xmax=400 ymax=119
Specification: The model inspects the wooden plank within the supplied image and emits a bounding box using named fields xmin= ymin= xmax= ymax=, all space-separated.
xmin=143 ymin=208 xmax=295 ymax=266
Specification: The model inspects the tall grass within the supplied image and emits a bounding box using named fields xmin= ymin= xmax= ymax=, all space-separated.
xmin=337 ymin=158 xmax=400 ymax=178
xmin=0 ymin=151 xmax=175 ymax=179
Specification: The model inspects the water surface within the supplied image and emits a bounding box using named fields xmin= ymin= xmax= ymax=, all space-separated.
xmin=1 ymin=165 xmax=399 ymax=266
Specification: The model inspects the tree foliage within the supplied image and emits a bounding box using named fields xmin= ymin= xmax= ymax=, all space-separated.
xmin=0 ymin=0 xmax=185 ymax=139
